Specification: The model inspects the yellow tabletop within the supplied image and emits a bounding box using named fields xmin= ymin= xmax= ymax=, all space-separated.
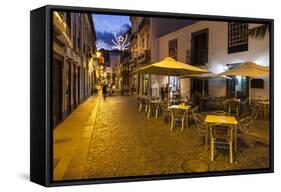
xmin=205 ymin=115 xmax=238 ymax=125
xmin=257 ymin=100 xmax=270 ymax=105
xmin=138 ymin=95 xmax=151 ymax=100
xmin=150 ymin=99 xmax=162 ymax=104
xmin=169 ymin=105 xmax=191 ymax=110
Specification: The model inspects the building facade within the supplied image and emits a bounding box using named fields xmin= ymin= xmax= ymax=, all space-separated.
xmin=53 ymin=12 xmax=98 ymax=127
xmin=157 ymin=21 xmax=270 ymax=100
xmin=128 ymin=17 xmax=196 ymax=96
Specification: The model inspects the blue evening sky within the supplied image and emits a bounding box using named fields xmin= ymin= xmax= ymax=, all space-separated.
xmin=92 ymin=14 xmax=131 ymax=50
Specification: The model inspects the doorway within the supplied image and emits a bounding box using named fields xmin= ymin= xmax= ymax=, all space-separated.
xmin=226 ymin=76 xmax=249 ymax=99
xmin=78 ymin=67 xmax=81 ymax=104
xmin=73 ymin=66 xmax=77 ymax=109
xmin=67 ymin=62 xmax=71 ymax=114
xmin=191 ymin=79 xmax=209 ymax=97
xmin=143 ymin=74 xmax=149 ymax=95
xmin=191 ymin=29 xmax=209 ymax=99
xmin=53 ymin=58 xmax=63 ymax=127
xmin=191 ymin=29 xmax=208 ymax=66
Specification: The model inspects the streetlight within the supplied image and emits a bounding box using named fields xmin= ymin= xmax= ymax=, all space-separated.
xmin=96 ymin=51 xmax=101 ymax=58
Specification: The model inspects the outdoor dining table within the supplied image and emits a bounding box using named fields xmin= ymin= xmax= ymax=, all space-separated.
xmin=204 ymin=115 xmax=238 ymax=151
xmin=168 ymin=104 xmax=191 ymax=130
xmin=137 ymin=95 xmax=151 ymax=100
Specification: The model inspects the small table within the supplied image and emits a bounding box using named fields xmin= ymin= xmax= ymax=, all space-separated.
xmin=204 ymin=115 xmax=238 ymax=151
xmin=137 ymin=95 xmax=151 ymax=100
xmin=169 ymin=104 xmax=191 ymax=130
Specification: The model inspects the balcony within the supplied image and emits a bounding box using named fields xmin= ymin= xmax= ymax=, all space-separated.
xmin=53 ymin=11 xmax=72 ymax=47
xmin=136 ymin=50 xmax=151 ymax=65
xmin=53 ymin=11 xmax=67 ymax=34
xmin=138 ymin=17 xmax=150 ymax=32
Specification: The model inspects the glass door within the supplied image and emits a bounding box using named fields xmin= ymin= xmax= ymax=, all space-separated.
xmin=226 ymin=76 xmax=249 ymax=99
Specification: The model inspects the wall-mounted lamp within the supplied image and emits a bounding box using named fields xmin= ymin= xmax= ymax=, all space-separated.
xmin=223 ymin=65 xmax=229 ymax=71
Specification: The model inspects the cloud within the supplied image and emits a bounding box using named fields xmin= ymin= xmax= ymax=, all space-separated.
xmin=93 ymin=14 xmax=131 ymax=50
xmin=121 ymin=23 xmax=131 ymax=33
xmin=96 ymin=25 xmax=131 ymax=50
xmin=96 ymin=31 xmax=115 ymax=48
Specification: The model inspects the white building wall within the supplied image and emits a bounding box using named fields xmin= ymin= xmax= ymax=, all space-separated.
xmin=150 ymin=18 xmax=195 ymax=97
xmin=158 ymin=21 xmax=270 ymax=100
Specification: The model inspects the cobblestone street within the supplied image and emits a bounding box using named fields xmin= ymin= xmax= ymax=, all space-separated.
xmin=54 ymin=95 xmax=270 ymax=181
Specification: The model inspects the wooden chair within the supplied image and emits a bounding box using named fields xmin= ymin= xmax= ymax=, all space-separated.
xmin=240 ymin=98 xmax=249 ymax=112
xmin=138 ymin=98 xmax=148 ymax=112
xmin=188 ymin=105 xmax=199 ymax=124
xmin=210 ymin=124 xmax=234 ymax=163
xmin=264 ymin=103 xmax=270 ymax=119
xmin=212 ymin=110 xmax=227 ymax=116
xmin=160 ymin=102 xmax=170 ymax=123
xmin=221 ymin=99 xmax=229 ymax=112
xmin=193 ymin=113 xmax=208 ymax=147
xmin=238 ymin=116 xmax=253 ymax=147
xmin=227 ymin=99 xmax=240 ymax=116
xmin=250 ymin=102 xmax=262 ymax=119
xmin=147 ymin=102 xmax=160 ymax=119
xmin=170 ymin=109 xmax=186 ymax=131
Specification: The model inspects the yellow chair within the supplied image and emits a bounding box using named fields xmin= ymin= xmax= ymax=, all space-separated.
xmin=210 ymin=124 xmax=234 ymax=163
xmin=170 ymin=109 xmax=186 ymax=131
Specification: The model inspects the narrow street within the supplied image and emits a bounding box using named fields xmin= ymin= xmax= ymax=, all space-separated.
xmin=53 ymin=94 xmax=270 ymax=181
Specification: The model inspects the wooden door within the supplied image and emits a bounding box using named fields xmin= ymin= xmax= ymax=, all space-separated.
xmin=53 ymin=58 xmax=62 ymax=126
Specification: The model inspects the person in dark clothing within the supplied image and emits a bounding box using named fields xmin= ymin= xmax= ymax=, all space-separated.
xmin=102 ymin=84 xmax=107 ymax=100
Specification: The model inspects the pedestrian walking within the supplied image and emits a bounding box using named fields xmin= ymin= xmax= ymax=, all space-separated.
xmin=102 ymin=83 xmax=107 ymax=100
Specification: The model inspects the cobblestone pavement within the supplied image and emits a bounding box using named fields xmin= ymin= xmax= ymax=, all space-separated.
xmin=77 ymin=95 xmax=270 ymax=179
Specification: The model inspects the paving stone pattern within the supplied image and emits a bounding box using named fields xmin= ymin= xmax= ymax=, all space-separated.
xmin=78 ymin=96 xmax=270 ymax=179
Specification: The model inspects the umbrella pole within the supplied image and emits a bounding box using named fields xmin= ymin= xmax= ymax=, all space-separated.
xmin=168 ymin=76 xmax=170 ymax=107
xmin=235 ymin=77 xmax=237 ymax=99
xmin=249 ymin=78 xmax=251 ymax=105
xmin=202 ymin=80 xmax=205 ymax=98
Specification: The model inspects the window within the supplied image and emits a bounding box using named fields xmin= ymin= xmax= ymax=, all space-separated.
xmin=169 ymin=39 xmax=178 ymax=60
xmin=186 ymin=49 xmax=191 ymax=64
xmin=78 ymin=37 xmax=80 ymax=51
xmin=73 ymin=22 xmax=76 ymax=49
xmin=228 ymin=22 xmax=248 ymax=53
xmin=66 ymin=13 xmax=71 ymax=36
xmin=191 ymin=29 xmax=208 ymax=66
xmin=146 ymin=34 xmax=149 ymax=50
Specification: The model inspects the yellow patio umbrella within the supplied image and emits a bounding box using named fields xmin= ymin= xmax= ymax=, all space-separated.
xmin=179 ymin=72 xmax=231 ymax=98
xmin=134 ymin=57 xmax=208 ymax=106
xmin=219 ymin=62 xmax=269 ymax=104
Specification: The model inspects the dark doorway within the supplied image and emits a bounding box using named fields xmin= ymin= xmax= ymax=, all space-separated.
xmin=78 ymin=67 xmax=81 ymax=104
xmin=82 ymin=67 xmax=85 ymax=100
xmin=67 ymin=62 xmax=71 ymax=114
xmin=191 ymin=29 xmax=209 ymax=99
xmin=191 ymin=29 xmax=209 ymax=66
xmin=53 ymin=58 xmax=63 ymax=127
xmin=226 ymin=76 xmax=249 ymax=99
xmin=73 ymin=66 xmax=77 ymax=109
xmin=226 ymin=76 xmax=236 ymax=98
xmin=191 ymin=79 xmax=209 ymax=97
